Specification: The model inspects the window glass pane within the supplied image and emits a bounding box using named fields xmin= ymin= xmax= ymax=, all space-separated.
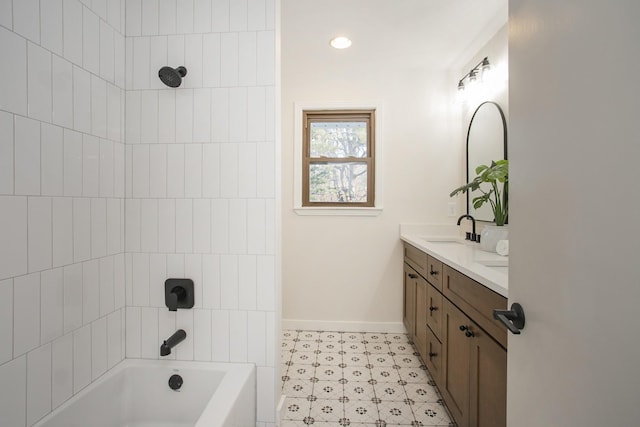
xmin=310 ymin=121 xmax=368 ymax=158
xmin=309 ymin=162 xmax=368 ymax=203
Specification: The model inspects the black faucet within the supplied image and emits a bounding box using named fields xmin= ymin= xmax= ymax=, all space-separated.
xmin=160 ymin=329 xmax=186 ymax=356
xmin=457 ymin=214 xmax=479 ymax=242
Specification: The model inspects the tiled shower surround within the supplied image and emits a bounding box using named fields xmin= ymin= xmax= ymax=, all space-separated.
xmin=0 ymin=0 xmax=278 ymax=426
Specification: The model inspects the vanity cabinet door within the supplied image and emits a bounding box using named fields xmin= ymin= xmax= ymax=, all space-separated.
xmin=469 ymin=325 xmax=507 ymax=427
xmin=403 ymin=263 xmax=417 ymax=338
xmin=441 ymin=298 xmax=507 ymax=427
xmin=426 ymin=283 xmax=443 ymax=340
xmin=426 ymin=255 xmax=443 ymax=291
xmin=414 ymin=276 xmax=428 ymax=359
xmin=404 ymin=244 xmax=429 ymax=278
xmin=441 ymin=298 xmax=472 ymax=427
xmin=443 ymin=265 xmax=508 ymax=348
xmin=425 ymin=327 xmax=443 ymax=386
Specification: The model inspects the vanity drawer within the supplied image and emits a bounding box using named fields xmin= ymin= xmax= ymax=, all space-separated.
xmin=404 ymin=243 xmax=429 ymax=278
xmin=425 ymin=327 xmax=443 ymax=386
xmin=426 ymin=255 xmax=443 ymax=290
xmin=443 ymin=265 xmax=508 ymax=348
xmin=426 ymin=283 xmax=443 ymax=340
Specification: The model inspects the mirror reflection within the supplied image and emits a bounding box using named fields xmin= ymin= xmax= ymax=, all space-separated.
xmin=466 ymin=101 xmax=508 ymax=221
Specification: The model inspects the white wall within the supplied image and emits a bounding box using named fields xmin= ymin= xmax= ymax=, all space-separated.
xmin=0 ymin=0 xmax=127 ymax=425
xmin=123 ymin=0 xmax=278 ymax=425
xmin=281 ymin=6 xmax=462 ymax=329
xmin=455 ymin=24 xmax=508 ymax=233
xmin=459 ymin=24 xmax=508 ymax=149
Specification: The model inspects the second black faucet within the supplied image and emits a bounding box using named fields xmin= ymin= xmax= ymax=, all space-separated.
xmin=457 ymin=214 xmax=480 ymax=242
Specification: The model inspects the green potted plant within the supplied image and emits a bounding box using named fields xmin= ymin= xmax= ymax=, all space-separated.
xmin=450 ymin=159 xmax=509 ymax=251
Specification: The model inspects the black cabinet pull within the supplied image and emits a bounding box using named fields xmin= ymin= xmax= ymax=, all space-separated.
xmin=460 ymin=325 xmax=474 ymax=337
xmin=493 ymin=303 xmax=526 ymax=335
xmin=429 ymin=352 xmax=437 ymax=359
xmin=429 ymin=306 xmax=438 ymax=312
xmin=460 ymin=325 xmax=475 ymax=338
xmin=408 ymin=273 xmax=418 ymax=279
xmin=429 ymin=270 xmax=438 ymax=276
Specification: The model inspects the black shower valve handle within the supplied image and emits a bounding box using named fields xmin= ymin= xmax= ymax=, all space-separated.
xmin=166 ymin=286 xmax=186 ymax=311
xmin=167 ymin=291 xmax=178 ymax=311
xmin=164 ymin=279 xmax=194 ymax=311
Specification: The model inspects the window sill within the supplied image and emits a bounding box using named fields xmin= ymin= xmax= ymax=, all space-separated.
xmin=294 ymin=207 xmax=383 ymax=217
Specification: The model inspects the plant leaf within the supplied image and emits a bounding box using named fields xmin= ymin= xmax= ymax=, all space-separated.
xmin=450 ymin=159 xmax=509 ymax=224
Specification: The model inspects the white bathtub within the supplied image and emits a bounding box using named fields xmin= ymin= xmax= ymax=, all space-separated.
xmin=33 ymin=359 xmax=256 ymax=427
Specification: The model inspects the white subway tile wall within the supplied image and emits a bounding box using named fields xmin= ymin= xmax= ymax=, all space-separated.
xmin=1 ymin=0 xmax=277 ymax=425
xmin=124 ymin=0 xmax=278 ymax=424
xmin=0 ymin=0 xmax=127 ymax=426
xmin=0 ymin=356 xmax=27 ymax=427
xmin=51 ymin=332 xmax=73 ymax=408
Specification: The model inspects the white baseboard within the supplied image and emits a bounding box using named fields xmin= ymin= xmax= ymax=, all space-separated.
xmin=282 ymin=319 xmax=406 ymax=333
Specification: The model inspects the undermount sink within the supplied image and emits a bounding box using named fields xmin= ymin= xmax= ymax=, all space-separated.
xmin=475 ymin=259 xmax=509 ymax=267
xmin=418 ymin=236 xmax=466 ymax=245
xmin=478 ymin=263 xmax=509 ymax=277
xmin=474 ymin=258 xmax=509 ymax=277
xmin=413 ymin=235 xmax=509 ymax=269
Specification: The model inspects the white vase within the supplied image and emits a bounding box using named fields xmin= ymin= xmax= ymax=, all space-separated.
xmin=480 ymin=224 xmax=509 ymax=253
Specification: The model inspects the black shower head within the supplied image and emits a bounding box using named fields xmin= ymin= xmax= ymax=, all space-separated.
xmin=158 ymin=66 xmax=187 ymax=88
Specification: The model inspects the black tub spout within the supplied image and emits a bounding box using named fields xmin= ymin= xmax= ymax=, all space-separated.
xmin=160 ymin=329 xmax=186 ymax=356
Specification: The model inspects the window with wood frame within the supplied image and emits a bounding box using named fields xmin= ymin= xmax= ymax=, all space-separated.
xmin=302 ymin=109 xmax=375 ymax=207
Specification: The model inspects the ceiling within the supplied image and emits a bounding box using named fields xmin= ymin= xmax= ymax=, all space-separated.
xmin=282 ymin=0 xmax=507 ymax=70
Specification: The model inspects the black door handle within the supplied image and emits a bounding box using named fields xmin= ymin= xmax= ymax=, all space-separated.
xmin=408 ymin=273 xmax=418 ymax=279
xmin=493 ymin=303 xmax=525 ymax=334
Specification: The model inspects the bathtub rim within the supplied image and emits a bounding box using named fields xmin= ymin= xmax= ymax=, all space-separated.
xmin=33 ymin=358 xmax=256 ymax=427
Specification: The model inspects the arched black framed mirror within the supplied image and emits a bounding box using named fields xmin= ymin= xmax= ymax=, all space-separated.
xmin=466 ymin=101 xmax=508 ymax=221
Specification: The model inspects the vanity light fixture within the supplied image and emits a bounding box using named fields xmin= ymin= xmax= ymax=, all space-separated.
xmin=468 ymin=69 xmax=478 ymax=83
xmin=330 ymin=36 xmax=352 ymax=49
xmin=457 ymin=56 xmax=491 ymax=91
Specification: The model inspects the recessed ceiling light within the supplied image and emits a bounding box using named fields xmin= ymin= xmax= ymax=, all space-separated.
xmin=330 ymin=36 xmax=352 ymax=49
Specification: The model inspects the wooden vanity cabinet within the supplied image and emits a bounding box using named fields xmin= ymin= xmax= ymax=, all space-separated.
xmin=403 ymin=243 xmax=430 ymax=343
xmin=441 ymin=298 xmax=473 ymax=425
xmin=443 ymin=265 xmax=508 ymax=349
xmin=404 ymin=248 xmax=439 ymax=355
xmin=404 ymin=244 xmax=429 ymax=278
xmin=469 ymin=318 xmax=507 ymax=427
xmin=426 ymin=281 xmax=443 ymax=338
xmin=402 ymin=243 xmax=507 ymax=427
xmin=414 ymin=276 xmax=429 ymax=358
xmin=426 ymin=255 xmax=443 ymax=290
xmin=403 ymin=263 xmax=417 ymax=338
xmin=441 ymin=299 xmax=507 ymax=427
xmin=425 ymin=325 xmax=443 ymax=385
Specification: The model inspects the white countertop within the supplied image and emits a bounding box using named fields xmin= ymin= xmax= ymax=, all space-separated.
xmin=400 ymin=224 xmax=508 ymax=298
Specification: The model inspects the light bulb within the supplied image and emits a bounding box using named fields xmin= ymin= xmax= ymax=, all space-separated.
xmin=330 ymin=37 xmax=352 ymax=49
xmin=480 ymin=58 xmax=491 ymax=82
xmin=481 ymin=57 xmax=491 ymax=73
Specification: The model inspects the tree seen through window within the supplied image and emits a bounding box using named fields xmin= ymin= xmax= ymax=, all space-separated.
xmin=302 ymin=110 xmax=375 ymax=207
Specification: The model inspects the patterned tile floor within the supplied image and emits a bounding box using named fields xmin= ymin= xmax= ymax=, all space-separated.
xmin=280 ymin=330 xmax=455 ymax=427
